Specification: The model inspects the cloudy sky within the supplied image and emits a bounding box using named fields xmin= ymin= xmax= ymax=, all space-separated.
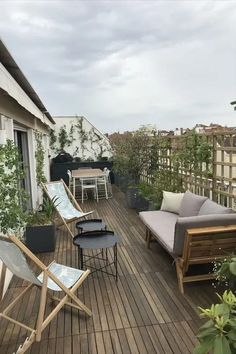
xmin=0 ymin=1 xmax=236 ymax=133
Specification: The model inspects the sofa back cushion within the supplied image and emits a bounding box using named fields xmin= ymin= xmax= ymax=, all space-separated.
xmin=179 ymin=191 xmax=207 ymax=217
xmin=198 ymin=199 xmax=233 ymax=215
xmin=161 ymin=191 xmax=184 ymax=214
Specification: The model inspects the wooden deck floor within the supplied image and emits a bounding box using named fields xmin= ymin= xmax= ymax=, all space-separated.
xmin=0 ymin=187 xmax=216 ymax=354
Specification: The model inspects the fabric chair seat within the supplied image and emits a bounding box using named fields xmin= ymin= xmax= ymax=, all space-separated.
xmin=0 ymin=234 xmax=92 ymax=353
xmin=42 ymin=180 xmax=93 ymax=238
xmin=37 ymin=262 xmax=84 ymax=291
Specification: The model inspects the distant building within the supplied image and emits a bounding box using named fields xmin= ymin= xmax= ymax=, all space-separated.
xmin=174 ymin=124 xmax=234 ymax=136
xmin=158 ymin=130 xmax=169 ymax=136
xmin=194 ymin=124 xmax=207 ymax=134
xmin=231 ymin=100 xmax=236 ymax=110
xmin=138 ymin=124 xmax=157 ymax=136
xmin=203 ymin=123 xmax=232 ymax=133
xmin=174 ymin=127 xmax=187 ymax=136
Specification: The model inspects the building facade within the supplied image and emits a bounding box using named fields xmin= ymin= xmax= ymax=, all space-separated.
xmin=0 ymin=38 xmax=54 ymax=297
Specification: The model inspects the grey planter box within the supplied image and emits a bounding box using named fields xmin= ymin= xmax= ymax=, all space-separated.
xmin=136 ymin=194 xmax=150 ymax=212
xmin=25 ymin=224 xmax=56 ymax=253
xmin=126 ymin=187 xmax=139 ymax=208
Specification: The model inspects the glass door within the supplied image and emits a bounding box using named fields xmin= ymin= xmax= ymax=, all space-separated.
xmin=14 ymin=128 xmax=32 ymax=209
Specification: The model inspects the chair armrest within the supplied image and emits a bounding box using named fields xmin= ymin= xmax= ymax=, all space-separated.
xmin=173 ymin=213 xmax=236 ymax=256
xmin=187 ymin=224 xmax=236 ymax=236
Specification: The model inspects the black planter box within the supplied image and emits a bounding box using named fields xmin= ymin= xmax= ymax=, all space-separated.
xmin=126 ymin=187 xmax=139 ymax=208
xmin=25 ymin=224 xmax=56 ymax=253
xmin=125 ymin=186 xmax=155 ymax=211
xmin=136 ymin=195 xmax=150 ymax=212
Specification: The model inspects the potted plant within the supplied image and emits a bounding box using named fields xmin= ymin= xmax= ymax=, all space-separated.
xmin=110 ymin=128 xmax=152 ymax=199
xmin=136 ymin=182 xmax=155 ymax=211
xmin=25 ymin=197 xmax=58 ymax=253
xmin=194 ymin=256 xmax=236 ymax=354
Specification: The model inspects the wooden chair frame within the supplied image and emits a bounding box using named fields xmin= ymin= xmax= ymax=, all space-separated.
xmin=146 ymin=224 xmax=236 ymax=294
xmin=41 ymin=179 xmax=92 ymax=238
xmin=0 ymin=234 xmax=92 ymax=354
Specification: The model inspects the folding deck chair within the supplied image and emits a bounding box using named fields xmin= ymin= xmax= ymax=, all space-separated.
xmin=0 ymin=234 xmax=92 ymax=354
xmin=42 ymin=180 xmax=93 ymax=238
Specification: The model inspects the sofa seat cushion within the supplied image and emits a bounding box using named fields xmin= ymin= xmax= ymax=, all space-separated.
xmin=139 ymin=210 xmax=178 ymax=254
xmin=198 ymin=199 xmax=233 ymax=215
xmin=179 ymin=191 xmax=207 ymax=217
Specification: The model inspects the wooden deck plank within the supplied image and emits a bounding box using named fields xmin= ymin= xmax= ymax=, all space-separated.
xmin=0 ymin=186 xmax=216 ymax=353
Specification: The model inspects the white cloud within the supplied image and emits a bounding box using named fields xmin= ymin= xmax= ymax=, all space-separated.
xmin=0 ymin=0 xmax=235 ymax=132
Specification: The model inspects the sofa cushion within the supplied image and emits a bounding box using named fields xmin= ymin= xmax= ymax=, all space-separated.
xmin=198 ymin=199 xmax=233 ymax=215
xmin=139 ymin=210 xmax=178 ymax=254
xmin=161 ymin=191 xmax=184 ymax=214
xmin=179 ymin=191 xmax=207 ymax=217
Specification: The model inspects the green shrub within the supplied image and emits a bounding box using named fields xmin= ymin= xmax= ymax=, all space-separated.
xmin=194 ymin=291 xmax=236 ymax=354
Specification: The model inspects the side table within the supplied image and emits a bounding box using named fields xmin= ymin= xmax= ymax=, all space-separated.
xmin=76 ymin=219 xmax=107 ymax=233
xmin=73 ymin=230 xmax=120 ymax=281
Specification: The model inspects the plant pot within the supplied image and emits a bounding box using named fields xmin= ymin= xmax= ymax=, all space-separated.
xmin=126 ymin=187 xmax=139 ymax=208
xmin=25 ymin=224 xmax=56 ymax=253
xmin=136 ymin=195 xmax=150 ymax=212
xmin=148 ymin=200 xmax=156 ymax=211
xmin=119 ymin=175 xmax=129 ymax=192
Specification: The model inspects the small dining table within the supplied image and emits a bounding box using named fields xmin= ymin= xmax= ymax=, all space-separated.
xmin=71 ymin=168 xmax=106 ymax=198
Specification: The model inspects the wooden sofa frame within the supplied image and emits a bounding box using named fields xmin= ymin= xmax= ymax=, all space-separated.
xmin=146 ymin=224 xmax=236 ymax=294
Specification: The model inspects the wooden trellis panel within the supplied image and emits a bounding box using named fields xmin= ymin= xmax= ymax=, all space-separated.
xmin=140 ymin=131 xmax=236 ymax=210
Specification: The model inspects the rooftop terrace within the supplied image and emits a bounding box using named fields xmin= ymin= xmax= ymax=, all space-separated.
xmin=0 ymin=187 xmax=216 ymax=354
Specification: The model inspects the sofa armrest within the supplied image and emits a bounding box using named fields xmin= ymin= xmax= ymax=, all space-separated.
xmin=173 ymin=213 xmax=236 ymax=256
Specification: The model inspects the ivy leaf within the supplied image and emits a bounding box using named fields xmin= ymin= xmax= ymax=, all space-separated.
xmin=193 ymin=337 xmax=214 ymax=354
xmin=229 ymin=319 xmax=236 ymax=327
xmin=227 ymin=329 xmax=236 ymax=341
xmin=198 ymin=327 xmax=218 ymax=339
xmin=229 ymin=262 xmax=236 ymax=276
xmin=213 ymin=335 xmax=231 ymax=354
xmin=215 ymin=304 xmax=230 ymax=322
xmin=200 ymin=319 xmax=214 ymax=330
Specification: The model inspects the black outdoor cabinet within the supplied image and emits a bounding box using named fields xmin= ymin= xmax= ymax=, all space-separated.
xmin=50 ymin=161 xmax=114 ymax=185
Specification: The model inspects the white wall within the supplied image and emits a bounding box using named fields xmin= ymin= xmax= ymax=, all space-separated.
xmin=0 ymin=63 xmax=52 ymax=127
xmin=0 ymin=92 xmax=53 ymax=300
xmin=51 ymin=116 xmax=112 ymax=160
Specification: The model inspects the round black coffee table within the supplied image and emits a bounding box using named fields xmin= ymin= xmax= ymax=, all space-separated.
xmin=73 ymin=230 xmax=120 ymax=281
xmin=76 ymin=219 xmax=107 ymax=233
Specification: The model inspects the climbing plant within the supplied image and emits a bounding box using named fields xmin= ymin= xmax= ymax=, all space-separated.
xmin=75 ymin=117 xmax=88 ymax=159
xmin=49 ymin=130 xmax=57 ymax=152
xmin=49 ymin=117 xmax=112 ymax=161
xmin=89 ymin=127 xmax=111 ymax=160
xmin=35 ymin=132 xmax=47 ymax=185
xmin=0 ymin=139 xmax=28 ymax=238
xmin=58 ymin=125 xmax=74 ymax=151
xmin=172 ymin=130 xmax=212 ymax=176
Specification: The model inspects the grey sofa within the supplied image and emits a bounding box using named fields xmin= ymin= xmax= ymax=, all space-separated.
xmin=139 ymin=191 xmax=236 ymax=293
